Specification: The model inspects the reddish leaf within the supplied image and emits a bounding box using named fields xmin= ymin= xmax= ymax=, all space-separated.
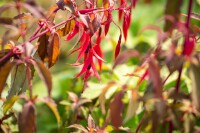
xmin=132 ymin=0 xmax=138 ymax=8
xmin=75 ymin=51 xmax=92 ymax=78
xmin=0 ymin=61 xmax=14 ymax=97
xmin=48 ymin=32 xmax=61 ymax=68
xmin=137 ymin=69 xmax=148 ymax=85
xmin=32 ymin=60 xmax=52 ymax=96
xmin=91 ymin=61 xmax=100 ymax=81
xmin=110 ymin=90 xmax=124 ymax=129
xmin=118 ymin=0 xmax=126 ymax=21
xmin=123 ymin=9 xmax=131 ymax=41
xmin=183 ymin=36 xmax=196 ymax=56
xmin=76 ymin=33 xmax=90 ymax=62
xmin=66 ymin=21 xmax=79 ymax=41
xmin=114 ymin=33 xmax=122 ymax=59
xmin=18 ymin=102 xmax=36 ymax=133
xmin=104 ymin=12 xmax=112 ymax=36
xmin=113 ymin=50 xmax=139 ymax=69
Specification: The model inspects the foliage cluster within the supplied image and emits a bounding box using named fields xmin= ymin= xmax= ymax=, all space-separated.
xmin=0 ymin=0 xmax=200 ymax=133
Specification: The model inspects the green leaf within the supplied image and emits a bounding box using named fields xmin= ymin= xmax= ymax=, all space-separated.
xmin=6 ymin=64 xmax=27 ymax=100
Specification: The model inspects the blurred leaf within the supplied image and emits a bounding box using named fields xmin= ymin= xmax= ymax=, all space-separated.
xmin=32 ymin=60 xmax=52 ymax=96
xmin=0 ymin=61 xmax=14 ymax=96
xmin=114 ymin=33 xmax=122 ymax=59
xmin=99 ymin=81 xmax=116 ymax=114
xmin=82 ymin=86 xmax=102 ymax=100
xmin=56 ymin=0 xmax=76 ymax=13
xmin=184 ymin=113 xmax=195 ymax=133
xmin=188 ymin=58 xmax=200 ymax=111
xmin=0 ymin=17 xmax=13 ymax=25
xmin=48 ymin=32 xmax=61 ymax=68
xmin=6 ymin=64 xmax=28 ymax=100
xmin=40 ymin=97 xmax=61 ymax=125
xmin=18 ymin=102 xmax=37 ymax=133
xmin=68 ymin=124 xmax=88 ymax=132
xmin=3 ymin=96 xmax=19 ymax=114
xmin=124 ymin=89 xmax=140 ymax=123
xmin=113 ymin=50 xmax=139 ymax=69
xmin=148 ymin=57 xmax=162 ymax=98
xmin=164 ymin=0 xmax=183 ymax=32
xmin=110 ymin=90 xmax=124 ymax=129
xmin=88 ymin=114 xmax=95 ymax=129
xmin=47 ymin=5 xmax=58 ymax=22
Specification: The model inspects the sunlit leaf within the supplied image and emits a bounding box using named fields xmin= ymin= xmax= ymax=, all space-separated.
xmin=68 ymin=124 xmax=88 ymax=132
xmin=88 ymin=114 xmax=95 ymax=129
xmin=3 ymin=96 xmax=19 ymax=114
xmin=48 ymin=32 xmax=61 ymax=68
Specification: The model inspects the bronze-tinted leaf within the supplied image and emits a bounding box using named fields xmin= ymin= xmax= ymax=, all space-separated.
xmin=18 ymin=102 xmax=36 ymax=133
xmin=32 ymin=60 xmax=52 ymax=96
xmin=48 ymin=32 xmax=60 ymax=68
xmin=110 ymin=90 xmax=124 ymax=129
xmin=0 ymin=61 xmax=14 ymax=97
xmin=57 ymin=19 xmax=76 ymax=37
xmin=38 ymin=33 xmax=49 ymax=62
xmin=148 ymin=57 xmax=162 ymax=98
xmin=56 ymin=0 xmax=77 ymax=14
xmin=0 ymin=17 xmax=13 ymax=25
